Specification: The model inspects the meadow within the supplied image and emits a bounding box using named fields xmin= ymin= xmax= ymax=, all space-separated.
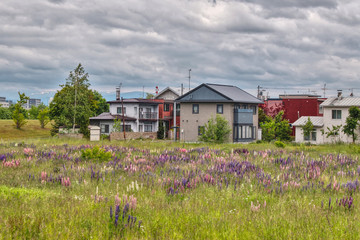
xmin=0 ymin=120 xmax=52 ymax=141
xmin=1 ymin=136 xmax=360 ymax=239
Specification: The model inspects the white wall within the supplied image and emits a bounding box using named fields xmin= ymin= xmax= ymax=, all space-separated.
xmin=295 ymin=127 xmax=324 ymax=144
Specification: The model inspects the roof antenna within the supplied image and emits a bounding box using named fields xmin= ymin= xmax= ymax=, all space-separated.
xmin=188 ymin=69 xmax=191 ymax=91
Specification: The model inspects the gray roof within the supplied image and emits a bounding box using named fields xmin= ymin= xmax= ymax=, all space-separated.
xmin=320 ymin=97 xmax=360 ymax=107
xmin=176 ymin=83 xmax=263 ymax=104
xmin=292 ymin=116 xmax=324 ymax=127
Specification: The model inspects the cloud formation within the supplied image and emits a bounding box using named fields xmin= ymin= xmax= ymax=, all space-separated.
xmin=1 ymin=0 xmax=360 ymax=101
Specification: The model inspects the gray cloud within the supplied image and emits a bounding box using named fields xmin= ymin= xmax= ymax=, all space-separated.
xmin=0 ymin=0 xmax=360 ymax=101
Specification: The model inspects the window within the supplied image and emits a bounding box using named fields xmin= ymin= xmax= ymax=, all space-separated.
xmin=251 ymin=105 xmax=257 ymax=115
xmin=134 ymin=107 xmax=137 ymax=115
xmin=319 ymin=106 xmax=323 ymax=114
xmin=332 ymin=110 xmax=341 ymax=119
xmin=198 ymin=126 xmax=205 ymax=136
xmin=120 ymin=125 xmax=132 ymax=132
xmin=117 ymin=107 xmax=126 ymax=114
xmin=234 ymin=125 xmax=255 ymax=140
xmin=101 ymin=124 xmax=109 ymax=134
xmin=217 ymin=104 xmax=223 ymax=114
xmin=304 ymin=131 xmax=317 ymax=141
xmin=164 ymin=103 xmax=170 ymax=112
xmin=192 ymin=104 xmax=199 ymax=114
xmin=144 ymin=124 xmax=152 ymax=132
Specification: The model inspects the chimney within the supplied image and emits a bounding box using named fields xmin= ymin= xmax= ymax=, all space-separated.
xmin=116 ymin=87 xmax=120 ymax=101
xmin=181 ymin=84 xmax=184 ymax=95
xmin=337 ymin=90 xmax=342 ymax=100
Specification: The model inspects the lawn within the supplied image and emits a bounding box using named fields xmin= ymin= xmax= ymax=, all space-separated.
xmin=1 ymin=139 xmax=360 ymax=239
xmin=0 ymin=120 xmax=52 ymax=141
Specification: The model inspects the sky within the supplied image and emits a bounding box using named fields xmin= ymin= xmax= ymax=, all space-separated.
xmin=1 ymin=0 xmax=360 ymax=103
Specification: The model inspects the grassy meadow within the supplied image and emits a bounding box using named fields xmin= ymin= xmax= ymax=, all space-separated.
xmin=1 ymin=125 xmax=360 ymax=239
xmin=0 ymin=120 xmax=52 ymax=141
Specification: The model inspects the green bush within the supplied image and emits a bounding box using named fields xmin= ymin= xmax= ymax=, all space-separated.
xmin=81 ymin=146 xmax=112 ymax=162
xmin=274 ymin=140 xmax=285 ymax=148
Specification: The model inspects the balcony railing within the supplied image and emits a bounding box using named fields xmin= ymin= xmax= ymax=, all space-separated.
xmin=139 ymin=112 xmax=158 ymax=119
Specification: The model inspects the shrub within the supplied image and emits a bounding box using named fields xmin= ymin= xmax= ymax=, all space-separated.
xmin=199 ymin=114 xmax=231 ymax=143
xmin=274 ymin=140 xmax=285 ymax=148
xmin=81 ymin=146 xmax=112 ymax=162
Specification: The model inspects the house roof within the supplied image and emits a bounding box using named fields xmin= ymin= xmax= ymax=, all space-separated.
xmin=292 ymin=116 xmax=324 ymax=127
xmin=89 ymin=112 xmax=136 ymax=121
xmin=107 ymin=98 xmax=161 ymax=105
xmin=176 ymin=83 xmax=263 ymax=104
xmin=155 ymin=87 xmax=180 ymax=99
xmin=320 ymin=97 xmax=360 ymax=107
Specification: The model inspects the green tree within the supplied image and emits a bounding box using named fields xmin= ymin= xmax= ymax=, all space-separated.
xmin=343 ymin=106 xmax=360 ymax=143
xmin=302 ymin=117 xmax=314 ymax=142
xmin=38 ymin=107 xmax=50 ymax=128
xmin=93 ymin=90 xmax=109 ymax=115
xmin=199 ymin=114 xmax=231 ymax=143
xmin=260 ymin=111 xmax=291 ymax=142
xmin=0 ymin=107 xmax=12 ymax=119
xmin=146 ymin=93 xmax=155 ymax=99
xmin=28 ymin=103 xmax=46 ymax=119
xmin=12 ymin=92 xmax=29 ymax=129
xmin=321 ymin=125 xmax=342 ymax=143
xmin=157 ymin=120 xmax=165 ymax=139
xmin=112 ymin=118 xmax=122 ymax=132
xmin=49 ymin=63 xmax=97 ymax=137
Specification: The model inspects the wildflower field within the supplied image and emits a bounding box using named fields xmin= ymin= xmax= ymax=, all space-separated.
xmin=1 ymin=139 xmax=360 ymax=239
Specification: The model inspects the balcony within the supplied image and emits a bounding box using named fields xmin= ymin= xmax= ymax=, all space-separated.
xmin=139 ymin=112 xmax=158 ymax=120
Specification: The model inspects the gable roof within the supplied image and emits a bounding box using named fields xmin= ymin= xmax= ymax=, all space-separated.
xmin=176 ymin=83 xmax=263 ymax=104
xmin=155 ymin=87 xmax=180 ymax=100
xmin=320 ymin=97 xmax=360 ymax=107
xmin=107 ymin=98 xmax=160 ymax=105
xmin=292 ymin=116 xmax=324 ymax=127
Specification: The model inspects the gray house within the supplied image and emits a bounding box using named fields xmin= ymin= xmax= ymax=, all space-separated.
xmin=176 ymin=83 xmax=263 ymax=142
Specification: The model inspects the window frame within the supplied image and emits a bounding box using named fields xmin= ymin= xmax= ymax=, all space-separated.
xmin=192 ymin=104 xmax=199 ymax=114
xmin=332 ymin=110 xmax=341 ymax=119
xmin=164 ymin=103 xmax=170 ymax=112
xmin=216 ymin=104 xmax=223 ymax=114
xmin=117 ymin=107 xmax=126 ymax=114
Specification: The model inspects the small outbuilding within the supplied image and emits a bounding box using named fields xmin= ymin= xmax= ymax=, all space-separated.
xmin=89 ymin=125 xmax=101 ymax=141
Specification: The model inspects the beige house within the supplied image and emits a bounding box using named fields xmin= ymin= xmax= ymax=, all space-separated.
xmin=176 ymin=83 xmax=263 ymax=142
xmin=293 ymin=93 xmax=360 ymax=144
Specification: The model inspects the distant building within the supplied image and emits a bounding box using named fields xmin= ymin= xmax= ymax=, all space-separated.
xmin=0 ymin=97 xmax=10 ymax=108
xmin=23 ymin=98 xmax=42 ymax=110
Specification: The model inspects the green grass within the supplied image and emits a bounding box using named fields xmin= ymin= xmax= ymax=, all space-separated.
xmin=0 ymin=120 xmax=52 ymax=141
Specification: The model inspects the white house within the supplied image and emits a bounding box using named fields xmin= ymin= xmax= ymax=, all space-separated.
xmin=90 ymin=98 xmax=160 ymax=135
xmin=293 ymin=92 xmax=360 ymax=144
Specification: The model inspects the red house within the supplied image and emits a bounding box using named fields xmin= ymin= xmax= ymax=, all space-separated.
xmin=262 ymin=94 xmax=326 ymax=135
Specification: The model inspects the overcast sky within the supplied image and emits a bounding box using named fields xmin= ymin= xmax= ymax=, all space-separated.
xmin=1 ymin=0 xmax=360 ymax=102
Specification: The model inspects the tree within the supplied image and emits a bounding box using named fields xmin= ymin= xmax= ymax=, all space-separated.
xmin=49 ymin=64 xmax=97 ymax=137
xmin=28 ymin=103 xmax=46 ymax=119
xmin=199 ymin=114 xmax=231 ymax=143
xmin=38 ymin=107 xmax=50 ymax=128
xmin=343 ymin=106 xmax=360 ymax=143
xmin=93 ymin=90 xmax=109 ymax=115
xmin=302 ymin=117 xmax=314 ymax=142
xmin=146 ymin=93 xmax=155 ymax=99
xmin=12 ymin=92 xmax=29 ymax=129
xmin=157 ymin=120 xmax=165 ymax=139
xmin=260 ymin=111 xmax=291 ymax=142
xmin=112 ymin=118 xmax=122 ymax=132
xmin=321 ymin=125 xmax=342 ymax=143
xmin=0 ymin=107 xmax=12 ymax=119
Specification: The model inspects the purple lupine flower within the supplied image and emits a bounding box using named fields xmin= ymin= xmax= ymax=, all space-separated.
xmin=329 ymin=197 xmax=331 ymax=208
xmin=114 ymin=214 xmax=119 ymax=227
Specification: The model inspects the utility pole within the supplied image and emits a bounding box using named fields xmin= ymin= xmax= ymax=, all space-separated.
xmin=321 ymin=83 xmax=327 ymax=98
xmin=121 ymin=97 xmax=126 ymax=140
xmin=72 ymin=74 xmax=78 ymax=133
xmin=188 ymin=69 xmax=191 ymax=91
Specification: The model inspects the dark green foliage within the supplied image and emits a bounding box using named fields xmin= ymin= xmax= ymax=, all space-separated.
xmin=112 ymin=118 xmax=122 ymax=132
xmin=343 ymin=106 xmax=360 ymax=143
xmin=49 ymin=64 xmax=99 ymax=138
xmin=261 ymin=111 xmax=291 ymax=142
xmin=146 ymin=93 xmax=155 ymax=99
xmin=199 ymin=114 xmax=231 ymax=143
xmin=81 ymin=146 xmax=112 ymax=162
xmin=157 ymin=121 xmax=165 ymax=139
xmin=93 ymin=90 xmax=109 ymax=115
xmin=28 ymin=103 xmax=46 ymax=120
xmin=0 ymin=107 xmax=12 ymax=119
xmin=12 ymin=92 xmax=29 ymax=129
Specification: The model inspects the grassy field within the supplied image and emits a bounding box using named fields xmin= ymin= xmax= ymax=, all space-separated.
xmin=0 ymin=120 xmax=52 ymax=141
xmin=1 ymin=137 xmax=360 ymax=239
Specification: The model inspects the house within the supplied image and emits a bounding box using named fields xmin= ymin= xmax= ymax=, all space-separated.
xmin=261 ymin=94 xmax=326 ymax=135
xmin=90 ymin=97 xmax=160 ymax=135
xmin=154 ymin=87 xmax=181 ymax=139
xmin=293 ymin=91 xmax=360 ymax=144
xmin=176 ymin=83 xmax=263 ymax=142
